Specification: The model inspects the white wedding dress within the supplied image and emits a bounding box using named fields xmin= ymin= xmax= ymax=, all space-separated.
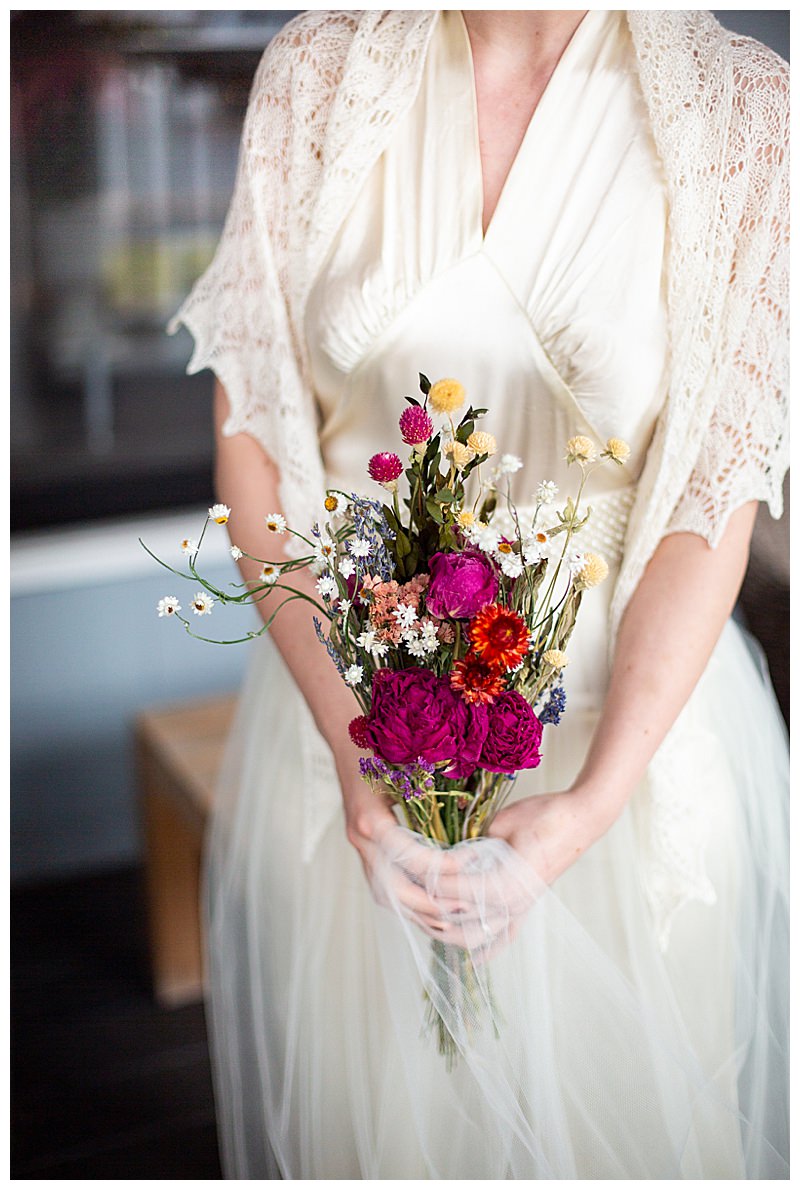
xmin=199 ymin=12 xmax=788 ymax=1178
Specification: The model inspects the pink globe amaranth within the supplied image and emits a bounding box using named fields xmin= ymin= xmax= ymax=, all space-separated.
xmin=365 ymin=667 xmax=488 ymax=777
xmin=368 ymin=452 xmax=403 ymax=485
xmin=479 ymin=691 xmax=543 ymax=774
xmin=425 ymin=549 xmax=499 ymax=620
xmin=399 ymin=405 xmax=434 ymax=446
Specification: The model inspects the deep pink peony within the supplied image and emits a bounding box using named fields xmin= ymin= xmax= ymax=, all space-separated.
xmin=426 ymin=549 xmax=499 ymax=620
xmin=399 ymin=405 xmax=434 ymax=446
xmin=365 ymin=667 xmax=488 ymax=776
xmin=479 ymin=691 xmax=543 ymax=774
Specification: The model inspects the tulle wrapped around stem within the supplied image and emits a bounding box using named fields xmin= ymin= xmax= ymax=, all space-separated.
xmin=365 ymin=819 xmax=539 ymax=1064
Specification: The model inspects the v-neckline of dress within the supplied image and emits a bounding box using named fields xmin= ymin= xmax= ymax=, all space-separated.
xmin=452 ymin=10 xmax=608 ymax=248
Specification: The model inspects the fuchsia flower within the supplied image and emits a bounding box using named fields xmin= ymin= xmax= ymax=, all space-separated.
xmin=425 ymin=549 xmax=499 ymax=619
xmin=368 ymin=453 xmax=403 ymax=486
xmin=479 ymin=691 xmax=543 ymax=773
xmin=364 ymin=667 xmax=488 ymax=777
xmin=399 ymin=405 xmax=434 ymax=446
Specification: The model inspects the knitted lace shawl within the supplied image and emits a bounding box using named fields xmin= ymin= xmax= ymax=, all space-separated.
xmin=171 ymin=10 xmax=789 ymax=946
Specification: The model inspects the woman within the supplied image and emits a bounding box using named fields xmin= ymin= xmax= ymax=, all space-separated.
xmin=171 ymin=10 xmax=788 ymax=1178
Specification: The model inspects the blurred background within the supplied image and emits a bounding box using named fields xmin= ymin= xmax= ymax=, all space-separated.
xmin=10 ymin=9 xmax=789 ymax=1180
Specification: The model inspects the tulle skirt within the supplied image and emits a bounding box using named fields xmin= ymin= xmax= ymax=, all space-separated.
xmin=203 ymin=616 xmax=788 ymax=1179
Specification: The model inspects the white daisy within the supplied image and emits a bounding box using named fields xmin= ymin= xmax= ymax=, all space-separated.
xmin=337 ymin=598 xmax=353 ymax=616
xmin=393 ymin=602 xmax=418 ymax=630
xmin=313 ymin=535 xmax=337 ymax=569
xmin=259 ymin=565 xmax=279 ymax=586
xmin=323 ymin=493 xmax=349 ymax=516
xmin=565 ymin=549 xmax=587 ymax=577
xmin=180 ymin=538 xmax=198 ymax=558
xmin=499 ymin=552 xmax=524 ymax=579
xmin=338 ymin=556 xmax=356 ymax=579
xmin=229 ymin=545 xmax=243 ymax=561
xmin=264 ymin=513 xmax=287 ymax=535
xmin=474 ymin=523 xmax=501 ymax=554
xmin=316 ymin=574 xmax=339 ymax=601
xmin=344 ymin=664 xmax=364 ymax=687
xmin=522 ymin=531 xmax=551 ymax=566
xmin=348 ymin=538 xmax=372 ymax=559
xmin=190 ymin=591 xmax=215 ymax=616
xmin=156 ymin=596 xmax=181 ymax=618
xmin=536 ymin=480 xmax=559 ymax=505
xmin=208 ymin=503 xmax=230 ymax=525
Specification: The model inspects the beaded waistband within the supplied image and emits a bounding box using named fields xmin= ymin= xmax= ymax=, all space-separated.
xmin=574 ymin=485 xmax=636 ymax=568
xmin=510 ymin=484 xmax=636 ymax=570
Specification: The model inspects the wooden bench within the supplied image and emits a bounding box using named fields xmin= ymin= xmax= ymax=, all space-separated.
xmin=135 ymin=693 xmax=237 ymax=1006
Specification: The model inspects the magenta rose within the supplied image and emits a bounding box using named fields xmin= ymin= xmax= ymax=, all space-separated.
xmin=365 ymin=667 xmax=488 ymax=776
xmin=426 ymin=549 xmax=499 ymax=620
xmin=479 ymin=691 xmax=543 ymax=774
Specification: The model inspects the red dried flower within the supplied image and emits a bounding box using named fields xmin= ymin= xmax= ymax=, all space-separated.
xmin=450 ymin=654 xmax=507 ymax=705
xmin=348 ymin=715 xmax=372 ymax=750
xmin=468 ymin=603 xmax=530 ymax=671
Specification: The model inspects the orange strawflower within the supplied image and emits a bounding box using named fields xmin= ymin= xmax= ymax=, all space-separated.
xmin=450 ymin=654 xmax=507 ymax=705
xmin=468 ymin=603 xmax=530 ymax=670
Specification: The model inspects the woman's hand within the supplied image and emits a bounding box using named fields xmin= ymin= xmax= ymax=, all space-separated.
xmin=340 ymin=770 xmax=471 ymax=938
xmin=486 ymin=787 xmax=615 ymax=887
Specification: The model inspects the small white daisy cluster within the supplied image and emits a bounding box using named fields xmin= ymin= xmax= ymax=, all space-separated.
xmin=535 ymin=480 xmax=559 ymax=506
xmin=402 ymin=619 xmax=440 ymax=659
xmin=356 ymin=628 xmax=389 ymax=660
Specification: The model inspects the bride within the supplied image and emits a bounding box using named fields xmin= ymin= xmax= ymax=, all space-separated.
xmin=171 ymin=9 xmax=789 ymax=1179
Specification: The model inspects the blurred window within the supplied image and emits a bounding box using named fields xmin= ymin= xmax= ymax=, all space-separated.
xmin=11 ymin=10 xmax=297 ymax=531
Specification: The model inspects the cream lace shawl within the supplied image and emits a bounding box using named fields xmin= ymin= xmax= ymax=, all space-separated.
xmin=171 ymin=10 xmax=789 ymax=947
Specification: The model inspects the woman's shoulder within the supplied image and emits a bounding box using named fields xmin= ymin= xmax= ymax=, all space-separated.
xmin=250 ymin=11 xmax=362 ymax=101
xmin=244 ymin=10 xmax=434 ymax=139
xmin=723 ymin=27 xmax=789 ymax=128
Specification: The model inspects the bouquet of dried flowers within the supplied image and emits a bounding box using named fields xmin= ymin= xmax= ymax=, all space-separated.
xmin=147 ymin=373 xmax=627 ymax=1060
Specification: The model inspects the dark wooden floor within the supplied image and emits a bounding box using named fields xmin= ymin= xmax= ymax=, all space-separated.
xmin=11 ymin=865 xmax=223 ymax=1180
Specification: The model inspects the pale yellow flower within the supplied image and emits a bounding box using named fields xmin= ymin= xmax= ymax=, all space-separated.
xmin=467 ymin=430 xmax=497 ymax=457
xmin=457 ymin=509 xmax=476 ymax=529
xmin=604 ymin=437 xmax=631 ymax=465
xmin=575 ymin=552 xmax=609 ymax=589
xmin=543 ymin=649 xmax=570 ymax=669
xmin=450 ymin=441 xmax=475 ymax=469
xmin=565 ymin=435 xmax=597 ymax=465
xmin=428 ymin=378 xmax=465 ymax=415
